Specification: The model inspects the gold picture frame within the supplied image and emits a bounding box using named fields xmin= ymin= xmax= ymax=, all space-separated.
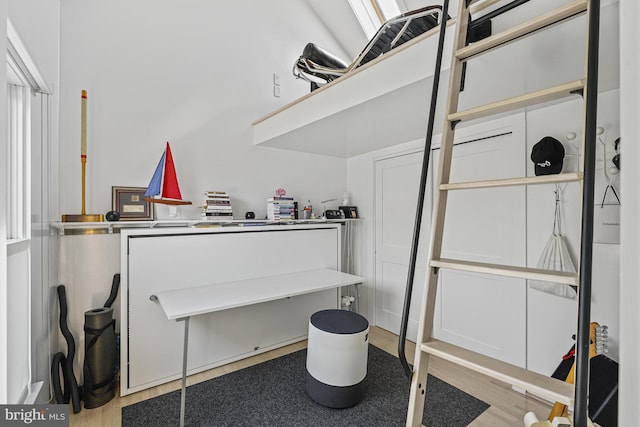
xmin=112 ymin=186 xmax=154 ymax=221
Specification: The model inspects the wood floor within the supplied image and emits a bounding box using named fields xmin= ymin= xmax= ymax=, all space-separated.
xmin=69 ymin=326 xmax=553 ymax=426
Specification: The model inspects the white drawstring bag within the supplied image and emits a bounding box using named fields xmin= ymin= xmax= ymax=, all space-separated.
xmin=530 ymin=188 xmax=577 ymax=299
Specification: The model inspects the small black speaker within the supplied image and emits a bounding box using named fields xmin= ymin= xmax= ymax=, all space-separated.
xmin=105 ymin=211 xmax=120 ymax=222
xmin=245 ymin=211 xmax=255 ymax=219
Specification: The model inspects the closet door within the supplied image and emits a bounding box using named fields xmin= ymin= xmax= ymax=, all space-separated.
xmin=433 ymin=115 xmax=527 ymax=367
xmin=374 ymin=151 xmax=432 ymax=341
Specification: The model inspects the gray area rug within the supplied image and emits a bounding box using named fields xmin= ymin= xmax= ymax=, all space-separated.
xmin=122 ymin=345 xmax=489 ymax=426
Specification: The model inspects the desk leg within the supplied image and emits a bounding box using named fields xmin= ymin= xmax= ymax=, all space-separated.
xmin=179 ymin=317 xmax=190 ymax=427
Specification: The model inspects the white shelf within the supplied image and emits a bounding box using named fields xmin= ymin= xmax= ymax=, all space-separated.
xmin=252 ymin=22 xmax=455 ymax=158
xmin=51 ymin=218 xmax=361 ymax=235
xmin=51 ymin=220 xmax=196 ymax=235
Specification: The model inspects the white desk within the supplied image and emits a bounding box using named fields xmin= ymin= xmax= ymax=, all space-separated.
xmin=154 ymin=268 xmax=364 ymax=427
xmin=122 ymin=224 xmax=344 ymax=395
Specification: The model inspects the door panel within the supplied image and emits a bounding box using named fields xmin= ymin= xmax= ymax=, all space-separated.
xmin=374 ymin=151 xmax=431 ymax=340
xmin=374 ymin=116 xmax=527 ymax=366
xmin=433 ymin=123 xmax=527 ymax=367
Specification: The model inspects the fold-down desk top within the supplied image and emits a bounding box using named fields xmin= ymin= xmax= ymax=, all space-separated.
xmin=155 ymin=268 xmax=364 ymax=320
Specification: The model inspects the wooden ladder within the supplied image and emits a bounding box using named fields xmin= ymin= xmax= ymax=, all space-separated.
xmin=405 ymin=0 xmax=600 ymax=426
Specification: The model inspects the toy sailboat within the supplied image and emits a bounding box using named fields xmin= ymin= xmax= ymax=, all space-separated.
xmin=143 ymin=142 xmax=192 ymax=205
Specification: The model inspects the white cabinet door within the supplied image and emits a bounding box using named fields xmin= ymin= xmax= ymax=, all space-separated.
xmin=374 ymin=151 xmax=432 ymax=341
xmin=122 ymin=226 xmax=340 ymax=395
xmin=433 ymin=116 xmax=527 ymax=367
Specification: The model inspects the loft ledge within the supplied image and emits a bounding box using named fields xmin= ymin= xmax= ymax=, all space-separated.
xmin=252 ymin=20 xmax=455 ymax=158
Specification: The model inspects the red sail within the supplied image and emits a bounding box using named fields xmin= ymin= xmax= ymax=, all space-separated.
xmin=161 ymin=142 xmax=183 ymax=200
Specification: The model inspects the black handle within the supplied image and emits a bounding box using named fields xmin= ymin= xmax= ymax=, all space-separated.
xmin=398 ymin=0 xmax=449 ymax=381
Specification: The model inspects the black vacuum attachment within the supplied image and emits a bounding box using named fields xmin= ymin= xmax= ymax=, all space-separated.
xmin=51 ymin=285 xmax=82 ymax=413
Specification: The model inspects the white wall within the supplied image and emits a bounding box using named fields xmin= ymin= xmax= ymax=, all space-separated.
xmin=619 ymin=0 xmax=639 ymax=424
xmin=348 ymin=90 xmax=620 ymax=356
xmin=7 ymin=1 xmax=60 ymax=91
xmin=526 ymin=89 xmax=621 ymax=374
xmin=54 ymin=0 xmax=359 ymax=389
xmin=58 ymin=1 xmax=350 ymax=221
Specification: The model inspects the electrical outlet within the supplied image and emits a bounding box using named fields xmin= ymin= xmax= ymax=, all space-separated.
xmin=273 ymin=85 xmax=281 ymax=98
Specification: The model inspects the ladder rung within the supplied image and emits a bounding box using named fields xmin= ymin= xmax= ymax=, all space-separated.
xmin=440 ymin=173 xmax=583 ymax=191
xmin=421 ymin=339 xmax=575 ymax=407
xmin=458 ymin=0 xmax=588 ymax=60
xmin=431 ymin=258 xmax=579 ymax=285
xmin=449 ymin=80 xmax=584 ymax=124
xmin=468 ymin=0 xmax=502 ymax=15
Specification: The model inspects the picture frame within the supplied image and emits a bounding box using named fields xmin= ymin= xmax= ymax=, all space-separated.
xmin=112 ymin=186 xmax=154 ymax=221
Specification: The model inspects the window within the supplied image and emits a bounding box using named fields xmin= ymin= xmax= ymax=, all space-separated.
xmin=374 ymin=0 xmax=402 ymax=22
xmin=5 ymin=18 xmax=51 ymax=404
xmin=6 ymin=19 xmax=47 ymax=242
xmin=6 ymin=55 xmax=31 ymax=241
xmin=349 ymin=0 xmax=403 ymax=39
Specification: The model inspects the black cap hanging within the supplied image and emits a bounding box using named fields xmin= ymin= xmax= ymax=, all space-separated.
xmin=531 ymin=136 xmax=565 ymax=176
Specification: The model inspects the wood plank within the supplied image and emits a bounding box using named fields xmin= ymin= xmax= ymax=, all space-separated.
xmin=430 ymin=258 xmax=579 ymax=285
xmin=448 ymin=79 xmax=584 ymax=123
xmin=440 ymin=172 xmax=583 ymax=190
xmin=469 ymin=0 xmax=503 ymax=16
xmin=458 ymin=0 xmax=588 ymax=60
xmin=421 ymin=339 xmax=575 ymax=406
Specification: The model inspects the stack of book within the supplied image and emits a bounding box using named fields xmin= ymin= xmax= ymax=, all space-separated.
xmin=267 ymin=197 xmax=295 ymax=221
xmin=201 ymin=191 xmax=233 ymax=220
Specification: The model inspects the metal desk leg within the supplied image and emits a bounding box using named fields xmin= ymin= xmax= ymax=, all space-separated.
xmin=179 ymin=317 xmax=190 ymax=427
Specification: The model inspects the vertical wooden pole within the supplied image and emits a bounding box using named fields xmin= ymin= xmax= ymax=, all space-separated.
xmin=81 ymin=90 xmax=88 ymax=215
